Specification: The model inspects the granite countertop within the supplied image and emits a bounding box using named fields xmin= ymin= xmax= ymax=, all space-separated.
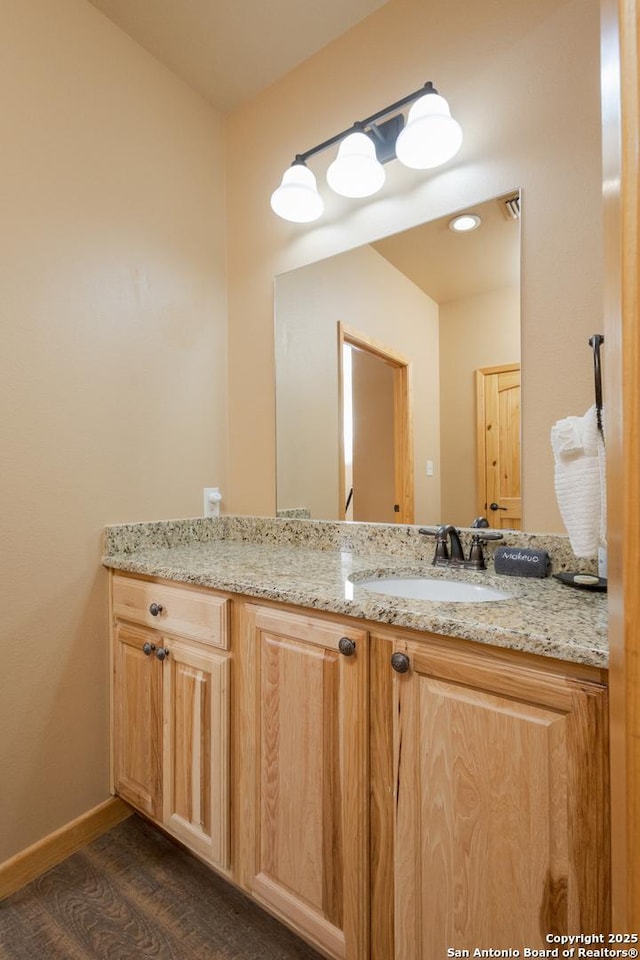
xmin=103 ymin=516 xmax=608 ymax=669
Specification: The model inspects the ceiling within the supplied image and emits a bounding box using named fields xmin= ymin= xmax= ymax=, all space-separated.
xmin=372 ymin=193 xmax=521 ymax=304
xmin=86 ymin=0 xmax=389 ymax=112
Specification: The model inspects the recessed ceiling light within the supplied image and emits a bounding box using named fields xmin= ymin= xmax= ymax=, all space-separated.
xmin=449 ymin=214 xmax=482 ymax=232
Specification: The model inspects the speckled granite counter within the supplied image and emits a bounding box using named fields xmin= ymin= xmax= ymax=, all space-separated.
xmin=103 ymin=516 xmax=608 ymax=669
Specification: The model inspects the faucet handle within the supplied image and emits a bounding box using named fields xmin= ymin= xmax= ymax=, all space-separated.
xmin=466 ymin=530 xmax=504 ymax=570
xmin=418 ymin=527 xmax=449 ymax=564
xmin=467 ymin=534 xmax=486 ymax=570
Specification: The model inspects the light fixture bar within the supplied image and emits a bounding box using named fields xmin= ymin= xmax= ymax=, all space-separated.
xmin=293 ymin=81 xmax=438 ymax=165
xmin=271 ymin=80 xmax=462 ymax=222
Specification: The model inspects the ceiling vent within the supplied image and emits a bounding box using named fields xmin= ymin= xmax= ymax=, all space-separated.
xmin=501 ymin=193 xmax=521 ymax=221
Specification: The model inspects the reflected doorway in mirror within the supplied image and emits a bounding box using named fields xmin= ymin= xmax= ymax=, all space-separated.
xmin=339 ymin=324 xmax=414 ymax=524
xmin=476 ymin=363 xmax=522 ymax=529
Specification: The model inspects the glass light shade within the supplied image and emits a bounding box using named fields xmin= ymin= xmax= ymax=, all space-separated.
xmin=326 ymin=131 xmax=385 ymax=198
xmin=270 ymin=163 xmax=324 ymax=222
xmin=395 ymin=93 xmax=463 ymax=170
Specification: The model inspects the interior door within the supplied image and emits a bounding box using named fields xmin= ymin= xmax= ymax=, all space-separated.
xmin=476 ymin=363 xmax=521 ymax=528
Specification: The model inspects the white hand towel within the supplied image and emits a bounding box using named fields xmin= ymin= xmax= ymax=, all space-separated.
xmin=550 ymin=405 xmax=606 ymax=558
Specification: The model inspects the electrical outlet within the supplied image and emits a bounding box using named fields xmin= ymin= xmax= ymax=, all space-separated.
xmin=203 ymin=487 xmax=222 ymax=518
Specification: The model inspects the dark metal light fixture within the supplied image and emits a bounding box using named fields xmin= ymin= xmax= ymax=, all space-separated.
xmin=270 ymin=82 xmax=463 ymax=223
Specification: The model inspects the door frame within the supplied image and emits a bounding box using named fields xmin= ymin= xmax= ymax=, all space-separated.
xmin=475 ymin=362 xmax=521 ymax=525
xmin=601 ymin=0 xmax=640 ymax=929
xmin=338 ymin=323 xmax=414 ymax=524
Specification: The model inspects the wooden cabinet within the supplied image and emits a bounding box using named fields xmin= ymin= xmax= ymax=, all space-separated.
xmin=380 ymin=634 xmax=609 ymax=958
xmin=162 ymin=638 xmax=230 ymax=867
xmin=110 ymin=574 xmax=609 ymax=959
xmin=112 ymin=574 xmax=228 ymax=647
xmin=236 ymin=604 xmax=369 ymax=960
xmin=113 ymin=622 xmax=163 ymax=819
xmin=111 ymin=574 xmax=230 ymax=872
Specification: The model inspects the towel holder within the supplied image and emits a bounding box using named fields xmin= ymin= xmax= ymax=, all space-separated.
xmin=588 ymin=333 xmax=605 ymax=437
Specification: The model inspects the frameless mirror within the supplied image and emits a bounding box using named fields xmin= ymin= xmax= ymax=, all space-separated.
xmin=275 ymin=190 xmax=522 ymax=529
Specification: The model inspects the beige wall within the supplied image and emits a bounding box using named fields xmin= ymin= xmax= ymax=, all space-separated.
xmin=440 ymin=286 xmax=521 ymax=524
xmin=275 ymin=245 xmax=440 ymax=522
xmin=0 ymin=0 xmax=227 ymax=861
xmin=226 ymin=0 xmax=603 ymax=533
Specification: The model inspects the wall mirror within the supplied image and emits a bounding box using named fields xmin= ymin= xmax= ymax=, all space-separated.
xmin=275 ymin=190 xmax=522 ymax=529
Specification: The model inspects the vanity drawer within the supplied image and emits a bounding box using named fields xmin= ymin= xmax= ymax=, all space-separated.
xmin=112 ymin=575 xmax=229 ymax=649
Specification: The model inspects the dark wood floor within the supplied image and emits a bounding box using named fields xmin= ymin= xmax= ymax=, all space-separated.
xmin=0 ymin=815 xmax=325 ymax=960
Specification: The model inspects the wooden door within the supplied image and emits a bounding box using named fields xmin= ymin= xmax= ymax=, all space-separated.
xmin=163 ymin=639 xmax=230 ymax=870
xmin=392 ymin=639 xmax=609 ymax=958
xmin=113 ymin=623 xmax=163 ymax=819
xmin=476 ymin=363 xmax=521 ymax=528
xmin=601 ymin=0 xmax=640 ymax=929
xmin=240 ymin=605 xmax=369 ymax=960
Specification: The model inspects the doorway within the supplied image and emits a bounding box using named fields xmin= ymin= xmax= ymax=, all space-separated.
xmin=338 ymin=324 xmax=414 ymax=524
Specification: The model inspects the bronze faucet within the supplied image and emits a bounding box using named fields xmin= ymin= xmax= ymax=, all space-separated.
xmin=419 ymin=524 xmax=503 ymax=570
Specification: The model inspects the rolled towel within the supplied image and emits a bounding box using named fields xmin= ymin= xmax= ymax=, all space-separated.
xmin=494 ymin=546 xmax=551 ymax=577
xmin=550 ymin=404 xmax=606 ymax=558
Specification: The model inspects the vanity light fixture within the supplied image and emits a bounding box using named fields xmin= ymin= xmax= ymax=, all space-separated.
xmin=449 ymin=213 xmax=482 ymax=232
xmin=270 ymin=81 xmax=463 ymax=223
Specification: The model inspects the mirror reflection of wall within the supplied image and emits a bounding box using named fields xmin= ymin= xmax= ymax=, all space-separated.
xmin=275 ymin=190 xmax=521 ymax=528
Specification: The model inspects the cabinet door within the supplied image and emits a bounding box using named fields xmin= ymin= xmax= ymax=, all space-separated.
xmin=113 ymin=623 xmax=162 ymax=819
xmin=162 ymin=639 xmax=230 ymax=871
xmin=392 ymin=640 xmax=609 ymax=958
xmin=239 ymin=605 xmax=369 ymax=960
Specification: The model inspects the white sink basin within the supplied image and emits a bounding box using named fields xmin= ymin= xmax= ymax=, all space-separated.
xmin=356 ymin=575 xmax=511 ymax=603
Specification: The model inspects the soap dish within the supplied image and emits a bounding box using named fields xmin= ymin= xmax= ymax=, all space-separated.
xmin=553 ymin=572 xmax=607 ymax=592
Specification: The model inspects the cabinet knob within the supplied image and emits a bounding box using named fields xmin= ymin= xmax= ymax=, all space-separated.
xmin=156 ymin=647 xmax=170 ymax=661
xmin=338 ymin=637 xmax=356 ymax=657
xmin=149 ymin=602 xmax=163 ymax=617
xmin=391 ymin=652 xmax=410 ymax=674
xmin=142 ymin=642 xmax=156 ymax=656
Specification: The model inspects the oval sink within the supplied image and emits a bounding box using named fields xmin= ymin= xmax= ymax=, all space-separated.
xmin=356 ymin=575 xmax=511 ymax=603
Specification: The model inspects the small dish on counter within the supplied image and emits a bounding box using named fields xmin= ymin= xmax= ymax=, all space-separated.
xmin=553 ymin=572 xmax=607 ymax=592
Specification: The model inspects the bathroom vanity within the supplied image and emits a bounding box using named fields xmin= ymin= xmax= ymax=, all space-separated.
xmin=105 ymin=517 xmax=609 ymax=960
